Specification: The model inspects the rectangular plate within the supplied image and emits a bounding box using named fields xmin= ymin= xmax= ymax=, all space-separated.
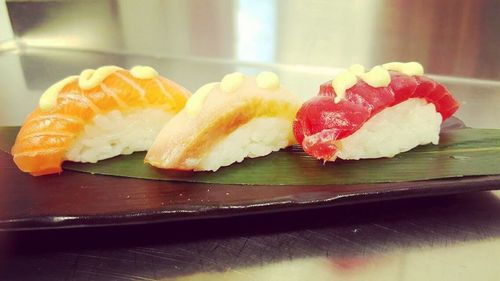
xmin=2 ymin=148 xmax=500 ymax=231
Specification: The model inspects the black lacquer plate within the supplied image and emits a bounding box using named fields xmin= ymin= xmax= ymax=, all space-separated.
xmin=1 ymin=118 xmax=500 ymax=231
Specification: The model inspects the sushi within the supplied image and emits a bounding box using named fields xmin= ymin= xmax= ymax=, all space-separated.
xmin=293 ymin=62 xmax=459 ymax=161
xmin=12 ymin=65 xmax=191 ymax=176
xmin=145 ymin=71 xmax=302 ymax=171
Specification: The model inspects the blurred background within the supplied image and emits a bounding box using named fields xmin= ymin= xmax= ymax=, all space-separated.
xmin=1 ymin=0 xmax=499 ymax=126
xmin=1 ymin=1 xmax=500 ymax=280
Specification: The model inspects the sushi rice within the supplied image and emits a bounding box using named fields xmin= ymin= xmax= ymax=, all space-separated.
xmin=66 ymin=109 xmax=172 ymax=163
xmin=196 ymin=117 xmax=292 ymax=171
xmin=336 ymin=98 xmax=442 ymax=160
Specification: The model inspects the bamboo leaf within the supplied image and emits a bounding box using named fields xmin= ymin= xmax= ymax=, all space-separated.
xmin=1 ymin=126 xmax=500 ymax=185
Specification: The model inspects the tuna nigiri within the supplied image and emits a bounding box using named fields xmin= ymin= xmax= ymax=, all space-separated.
xmin=145 ymin=71 xmax=302 ymax=171
xmin=293 ymin=62 xmax=459 ymax=161
xmin=12 ymin=65 xmax=191 ymax=176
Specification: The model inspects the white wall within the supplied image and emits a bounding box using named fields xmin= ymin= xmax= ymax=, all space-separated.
xmin=0 ymin=0 xmax=13 ymax=42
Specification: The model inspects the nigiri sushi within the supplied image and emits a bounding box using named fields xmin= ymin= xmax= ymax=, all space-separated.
xmin=12 ymin=65 xmax=191 ymax=176
xmin=145 ymin=71 xmax=302 ymax=171
xmin=293 ymin=62 xmax=459 ymax=161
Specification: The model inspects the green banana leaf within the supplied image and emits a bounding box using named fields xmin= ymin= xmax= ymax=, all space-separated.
xmin=1 ymin=126 xmax=500 ymax=185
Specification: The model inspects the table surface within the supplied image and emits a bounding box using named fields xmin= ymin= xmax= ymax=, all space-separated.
xmin=1 ymin=0 xmax=500 ymax=280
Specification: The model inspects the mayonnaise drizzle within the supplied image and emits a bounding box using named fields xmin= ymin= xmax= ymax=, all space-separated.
xmin=185 ymin=71 xmax=283 ymax=118
xmin=332 ymin=61 xmax=424 ymax=103
xmin=38 ymin=65 xmax=161 ymax=111
xmin=78 ymin=66 xmax=123 ymax=90
xmin=359 ymin=66 xmax=391 ymax=88
xmin=185 ymin=82 xmax=219 ymax=117
xmin=130 ymin=65 xmax=158 ymax=79
xmin=220 ymin=72 xmax=245 ymax=93
xmin=39 ymin=76 xmax=79 ymax=111
xmin=332 ymin=71 xmax=358 ymax=103
xmin=256 ymin=71 xmax=280 ymax=90
xmin=382 ymin=62 xmax=424 ymax=76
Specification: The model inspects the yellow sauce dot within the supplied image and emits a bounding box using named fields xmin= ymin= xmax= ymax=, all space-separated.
xmin=130 ymin=65 xmax=158 ymax=79
xmin=360 ymin=66 xmax=391 ymax=88
xmin=220 ymin=72 xmax=245 ymax=93
xmin=185 ymin=82 xmax=219 ymax=117
xmin=256 ymin=71 xmax=280 ymax=90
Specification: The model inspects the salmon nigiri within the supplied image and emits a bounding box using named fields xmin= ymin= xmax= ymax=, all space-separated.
xmin=12 ymin=65 xmax=191 ymax=176
xmin=293 ymin=62 xmax=459 ymax=161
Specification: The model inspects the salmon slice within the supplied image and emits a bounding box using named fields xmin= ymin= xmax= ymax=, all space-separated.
xmin=12 ymin=68 xmax=191 ymax=176
xmin=145 ymin=73 xmax=302 ymax=171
